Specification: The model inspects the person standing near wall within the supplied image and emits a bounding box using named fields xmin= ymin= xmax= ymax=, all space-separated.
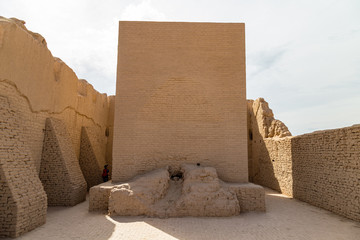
xmin=102 ymin=165 xmax=109 ymax=182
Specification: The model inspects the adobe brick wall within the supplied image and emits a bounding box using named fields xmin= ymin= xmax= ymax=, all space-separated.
xmin=105 ymin=96 xmax=115 ymax=176
xmin=292 ymin=125 xmax=360 ymax=222
xmin=79 ymin=127 xmax=108 ymax=189
xmin=252 ymin=138 xmax=293 ymax=196
xmin=0 ymin=17 xmax=111 ymax=173
xmin=248 ymin=98 xmax=293 ymax=196
xmin=89 ymin=182 xmax=114 ymax=211
xmin=226 ymin=183 xmax=266 ymax=212
xmin=248 ymin=98 xmax=360 ymax=222
xmin=113 ymin=21 xmax=247 ymax=183
xmin=0 ymin=95 xmax=47 ymax=238
xmin=0 ymin=17 xmax=112 ymax=236
xmin=40 ymin=118 xmax=87 ymax=206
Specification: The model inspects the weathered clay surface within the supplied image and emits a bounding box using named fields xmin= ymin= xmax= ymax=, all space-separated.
xmin=249 ymin=98 xmax=291 ymax=138
xmin=0 ymin=16 xmax=112 ymax=237
xmin=108 ymin=164 xmax=241 ymax=217
xmin=174 ymin=165 xmax=240 ymax=217
xmin=108 ymin=169 xmax=170 ymax=216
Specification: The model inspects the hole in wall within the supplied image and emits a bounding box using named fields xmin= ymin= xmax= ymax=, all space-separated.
xmin=105 ymin=127 xmax=109 ymax=137
xmin=168 ymin=167 xmax=184 ymax=181
xmin=170 ymin=170 xmax=183 ymax=181
xmin=249 ymin=130 xmax=253 ymax=141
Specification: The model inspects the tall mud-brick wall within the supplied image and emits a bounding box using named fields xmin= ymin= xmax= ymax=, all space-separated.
xmin=248 ymin=98 xmax=360 ymax=222
xmin=247 ymin=98 xmax=292 ymax=196
xmin=0 ymin=17 xmax=113 ymax=237
xmin=40 ymin=118 xmax=87 ymax=206
xmin=113 ymin=21 xmax=248 ymax=183
xmin=0 ymin=95 xmax=47 ymax=238
xmin=291 ymin=126 xmax=360 ymax=222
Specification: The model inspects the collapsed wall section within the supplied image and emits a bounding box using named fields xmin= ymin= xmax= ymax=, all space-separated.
xmin=113 ymin=21 xmax=248 ymax=182
xmin=0 ymin=96 xmax=47 ymax=238
xmin=90 ymin=165 xmax=265 ymax=216
xmin=40 ymin=118 xmax=87 ymax=206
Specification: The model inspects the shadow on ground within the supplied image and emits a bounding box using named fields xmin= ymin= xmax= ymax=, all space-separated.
xmin=108 ymin=189 xmax=360 ymax=240
xmin=11 ymin=190 xmax=360 ymax=240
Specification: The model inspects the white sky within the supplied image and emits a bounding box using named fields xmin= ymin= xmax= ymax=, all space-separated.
xmin=1 ymin=0 xmax=359 ymax=135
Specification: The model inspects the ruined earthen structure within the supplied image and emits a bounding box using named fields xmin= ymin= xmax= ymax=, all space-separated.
xmin=90 ymin=164 xmax=265 ymax=217
xmin=0 ymin=17 xmax=112 ymax=237
xmin=0 ymin=16 xmax=359 ymax=238
xmin=248 ymin=98 xmax=360 ymax=222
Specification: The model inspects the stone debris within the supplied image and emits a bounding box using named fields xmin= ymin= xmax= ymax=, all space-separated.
xmin=173 ymin=165 xmax=240 ymax=217
xmin=109 ymin=169 xmax=170 ymax=216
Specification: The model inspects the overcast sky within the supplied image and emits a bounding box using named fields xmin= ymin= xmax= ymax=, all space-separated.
xmin=1 ymin=0 xmax=359 ymax=135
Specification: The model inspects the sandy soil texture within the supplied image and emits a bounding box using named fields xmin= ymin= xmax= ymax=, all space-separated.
xmin=10 ymin=188 xmax=360 ymax=240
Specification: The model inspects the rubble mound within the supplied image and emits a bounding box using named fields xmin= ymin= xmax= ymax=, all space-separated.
xmin=174 ymin=164 xmax=240 ymax=217
xmin=108 ymin=164 xmax=240 ymax=217
xmin=108 ymin=169 xmax=169 ymax=216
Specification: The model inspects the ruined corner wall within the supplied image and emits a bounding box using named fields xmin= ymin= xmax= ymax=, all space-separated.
xmin=0 ymin=17 xmax=113 ymax=237
xmin=113 ymin=21 xmax=247 ymax=183
xmin=247 ymin=98 xmax=293 ymax=196
xmin=248 ymin=98 xmax=360 ymax=221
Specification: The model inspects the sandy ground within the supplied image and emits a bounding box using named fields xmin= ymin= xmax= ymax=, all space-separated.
xmin=10 ymin=188 xmax=360 ymax=240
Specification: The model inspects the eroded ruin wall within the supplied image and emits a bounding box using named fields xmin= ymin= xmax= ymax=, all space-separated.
xmin=248 ymin=98 xmax=293 ymax=196
xmin=0 ymin=17 xmax=112 ymax=237
xmin=113 ymin=21 xmax=248 ymax=182
xmin=248 ymin=98 xmax=360 ymax=221
xmin=0 ymin=17 xmax=110 ymax=173
xmin=0 ymin=95 xmax=47 ymax=238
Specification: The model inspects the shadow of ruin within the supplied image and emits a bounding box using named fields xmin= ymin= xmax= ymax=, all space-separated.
xmin=0 ymin=17 xmax=359 ymax=238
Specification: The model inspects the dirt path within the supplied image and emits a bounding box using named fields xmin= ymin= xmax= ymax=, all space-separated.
xmin=11 ymin=188 xmax=360 ymax=240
